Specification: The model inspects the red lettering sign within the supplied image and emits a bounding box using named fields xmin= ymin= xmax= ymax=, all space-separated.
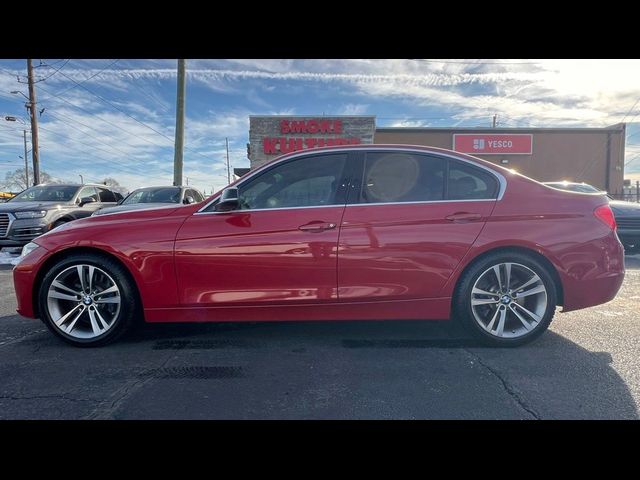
xmin=279 ymin=119 xmax=345 ymax=134
xmin=289 ymin=121 xmax=306 ymax=133
xmin=453 ymin=134 xmax=533 ymax=155
xmin=262 ymin=137 xmax=362 ymax=155
xmin=263 ymin=138 xmax=278 ymax=154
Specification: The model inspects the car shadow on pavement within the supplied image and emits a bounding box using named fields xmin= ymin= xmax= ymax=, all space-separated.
xmin=116 ymin=316 xmax=640 ymax=419
xmin=1 ymin=253 xmax=638 ymax=418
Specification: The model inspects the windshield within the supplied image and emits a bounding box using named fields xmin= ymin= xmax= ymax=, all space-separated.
xmin=10 ymin=185 xmax=78 ymax=202
xmin=122 ymin=187 xmax=181 ymax=205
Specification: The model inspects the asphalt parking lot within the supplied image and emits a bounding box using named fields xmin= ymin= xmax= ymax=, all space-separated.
xmin=0 ymin=256 xmax=639 ymax=420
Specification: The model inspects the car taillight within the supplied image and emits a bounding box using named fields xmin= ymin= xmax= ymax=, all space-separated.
xmin=594 ymin=204 xmax=617 ymax=230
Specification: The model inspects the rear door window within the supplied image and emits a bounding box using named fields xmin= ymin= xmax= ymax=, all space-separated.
xmin=447 ymin=161 xmax=499 ymax=200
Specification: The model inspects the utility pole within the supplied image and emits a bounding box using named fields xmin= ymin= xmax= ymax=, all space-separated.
xmin=225 ymin=137 xmax=231 ymax=184
xmin=173 ymin=59 xmax=186 ymax=186
xmin=492 ymin=114 xmax=497 ymax=128
xmin=26 ymin=59 xmax=41 ymax=185
xmin=22 ymin=130 xmax=29 ymax=188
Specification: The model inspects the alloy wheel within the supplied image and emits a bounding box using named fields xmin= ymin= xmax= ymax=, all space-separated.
xmin=470 ymin=262 xmax=548 ymax=339
xmin=46 ymin=264 xmax=121 ymax=339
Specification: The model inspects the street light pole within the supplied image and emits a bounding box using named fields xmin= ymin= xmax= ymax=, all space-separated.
xmin=22 ymin=130 xmax=29 ymax=188
xmin=2 ymin=115 xmax=30 ymax=188
xmin=26 ymin=59 xmax=41 ymax=185
xmin=79 ymin=174 xmax=84 ymax=184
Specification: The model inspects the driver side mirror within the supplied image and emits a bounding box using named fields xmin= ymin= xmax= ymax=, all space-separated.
xmin=79 ymin=196 xmax=96 ymax=207
xmin=215 ymin=187 xmax=239 ymax=212
xmin=183 ymin=195 xmax=195 ymax=205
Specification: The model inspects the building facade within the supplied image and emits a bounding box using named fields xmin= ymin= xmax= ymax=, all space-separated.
xmin=249 ymin=116 xmax=376 ymax=168
xmin=375 ymin=124 xmax=626 ymax=194
xmin=246 ymin=116 xmax=625 ymax=194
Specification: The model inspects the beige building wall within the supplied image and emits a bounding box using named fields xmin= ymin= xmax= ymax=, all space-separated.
xmin=375 ymin=125 xmax=625 ymax=194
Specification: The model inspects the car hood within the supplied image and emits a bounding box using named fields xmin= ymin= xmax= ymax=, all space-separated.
xmin=609 ymin=200 xmax=640 ymax=215
xmin=94 ymin=202 xmax=178 ymax=215
xmin=0 ymin=201 xmax=69 ymax=213
xmin=35 ymin=203 xmax=190 ymax=248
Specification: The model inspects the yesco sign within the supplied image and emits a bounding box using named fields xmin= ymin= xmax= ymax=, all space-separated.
xmin=249 ymin=116 xmax=376 ymax=168
xmin=453 ymin=134 xmax=533 ymax=155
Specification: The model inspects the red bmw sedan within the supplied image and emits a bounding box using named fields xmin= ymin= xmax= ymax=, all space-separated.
xmin=12 ymin=145 xmax=624 ymax=347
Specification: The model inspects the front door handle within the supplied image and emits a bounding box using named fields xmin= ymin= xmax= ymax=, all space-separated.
xmin=298 ymin=221 xmax=337 ymax=232
xmin=445 ymin=212 xmax=482 ymax=222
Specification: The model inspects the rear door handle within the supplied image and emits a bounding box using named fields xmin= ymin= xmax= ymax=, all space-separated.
xmin=298 ymin=221 xmax=337 ymax=232
xmin=445 ymin=212 xmax=482 ymax=222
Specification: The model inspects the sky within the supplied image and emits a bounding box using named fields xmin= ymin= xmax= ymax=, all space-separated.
xmin=1 ymin=58 xmax=640 ymax=195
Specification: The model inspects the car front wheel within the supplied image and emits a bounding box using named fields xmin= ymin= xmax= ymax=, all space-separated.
xmin=454 ymin=252 xmax=558 ymax=347
xmin=38 ymin=253 xmax=138 ymax=347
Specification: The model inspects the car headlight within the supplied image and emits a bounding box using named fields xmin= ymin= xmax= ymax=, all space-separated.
xmin=14 ymin=210 xmax=47 ymax=219
xmin=20 ymin=241 xmax=41 ymax=258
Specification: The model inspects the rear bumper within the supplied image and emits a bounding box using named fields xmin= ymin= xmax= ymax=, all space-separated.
xmin=561 ymin=231 xmax=625 ymax=312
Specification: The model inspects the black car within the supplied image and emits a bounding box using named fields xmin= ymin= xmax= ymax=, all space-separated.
xmin=0 ymin=183 xmax=120 ymax=247
xmin=92 ymin=186 xmax=204 ymax=216
xmin=543 ymin=181 xmax=640 ymax=254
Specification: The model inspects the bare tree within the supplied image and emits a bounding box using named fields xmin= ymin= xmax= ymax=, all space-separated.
xmin=2 ymin=167 xmax=52 ymax=192
xmin=101 ymin=177 xmax=128 ymax=194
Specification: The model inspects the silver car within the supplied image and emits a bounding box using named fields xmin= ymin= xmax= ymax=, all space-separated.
xmin=92 ymin=186 xmax=205 ymax=216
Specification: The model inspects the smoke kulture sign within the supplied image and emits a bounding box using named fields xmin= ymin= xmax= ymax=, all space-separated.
xmin=263 ymin=119 xmax=361 ymax=155
xmin=249 ymin=116 xmax=376 ymax=168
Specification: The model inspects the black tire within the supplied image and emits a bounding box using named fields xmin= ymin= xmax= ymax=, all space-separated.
xmin=453 ymin=251 xmax=558 ymax=347
xmin=38 ymin=253 xmax=138 ymax=347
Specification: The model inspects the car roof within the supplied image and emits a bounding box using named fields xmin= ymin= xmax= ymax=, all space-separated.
xmin=35 ymin=183 xmax=113 ymax=188
xmin=129 ymin=186 xmax=185 ymax=191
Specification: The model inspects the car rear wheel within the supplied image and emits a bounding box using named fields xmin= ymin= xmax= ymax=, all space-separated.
xmin=454 ymin=252 xmax=557 ymax=347
xmin=38 ymin=253 xmax=138 ymax=347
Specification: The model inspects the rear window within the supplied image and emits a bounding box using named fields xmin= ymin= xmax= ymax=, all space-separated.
xmin=447 ymin=161 xmax=499 ymax=200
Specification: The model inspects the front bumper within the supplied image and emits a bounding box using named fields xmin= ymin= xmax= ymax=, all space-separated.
xmin=0 ymin=217 xmax=51 ymax=247
xmin=13 ymin=243 xmax=51 ymax=319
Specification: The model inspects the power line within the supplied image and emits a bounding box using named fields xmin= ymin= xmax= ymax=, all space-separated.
xmin=37 ymin=124 xmax=172 ymax=182
xmin=35 ymin=83 xmax=176 ymax=151
xmin=52 ymin=69 xmax=217 ymax=163
xmin=54 ymin=69 xmax=175 ymax=141
xmin=5 ymin=85 xmax=226 ymax=183
xmin=620 ymin=98 xmax=640 ymax=124
xmin=43 ymin=108 xmax=228 ymax=179
xmin=122 ymin=68 xmax=173 ymax=114
xmin=40 ymin=59 xmax=67 ymax=67
xmin=39 ymin=59 xmax=120 ymax=101
xmin=0 ymin=66 xmax=19 ymax=79
xmin=33 ymin=59 xmax=70 ymax=83
xmin=43 ymin=110 xmax=175 ymax=176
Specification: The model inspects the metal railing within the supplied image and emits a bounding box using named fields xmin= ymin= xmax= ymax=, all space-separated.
xmin=609 ymin=181 xmax=640 ymax=203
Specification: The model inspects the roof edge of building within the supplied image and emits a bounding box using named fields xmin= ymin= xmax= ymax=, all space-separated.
xmin=250 ymin=115 xmax=376 ymax=119
xmin=376 ymin=124 xmax=626 ymax=133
